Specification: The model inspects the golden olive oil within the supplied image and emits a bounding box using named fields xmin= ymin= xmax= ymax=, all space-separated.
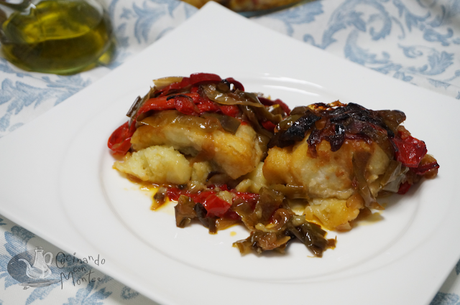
xmin=1 ymin=0 xmax=114 ymax=74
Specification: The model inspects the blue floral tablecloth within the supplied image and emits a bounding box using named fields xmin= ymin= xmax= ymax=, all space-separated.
xmin=1 ymin=0 xmax=460 ymax=304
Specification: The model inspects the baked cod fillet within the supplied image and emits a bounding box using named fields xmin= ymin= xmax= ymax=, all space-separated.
xmin=263 ymin=102 xmax=439 ymax=231
xmin=122 ymin=110 xmax=264 ymax=180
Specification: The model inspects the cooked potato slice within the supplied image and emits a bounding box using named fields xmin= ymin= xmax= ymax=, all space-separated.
xmin=114 ymin=145 xmax=192 ymax=185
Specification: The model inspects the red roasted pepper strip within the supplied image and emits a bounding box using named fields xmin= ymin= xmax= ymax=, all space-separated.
xmin=137 ymin=92 xmax=241 ymax=118
xmin=225 ymin=77 xmax=245 ymax=91
xmin=166 ymin=187 xmax=183 ymax=201
xmin=190 ymin=73 xmax=222 ymax=86
xmin=107 ymin=121 xmax=136 ymax=156
xmin=174 ymin=95 xmax=200 ymax=116
xmin=397 ymin=181 xmax=412 ymax=194
xmin=136 ymin=93 xmax=201 ymax=118
xmin=167 ymin=188 xmax=230 ymax=217
xmin=204 ymin=190 xmax=260 ymax=217
xmin=219 ymin=105 xmax=240 ymax=117
xmin=412 ymin=161 xmax=440 ymax=175
xmin=202 ymin=194 xmax=231 ymax=217
xmin=392 ymin=129 xmax=427 ymax=168
xmin=136 ymin=95 xmax=176 ymax=116
xmin=196 ymin=96 xmax=221 ymax=113
xmin=261 ymin=120 xmax=277 ymax=132
xmin=137 ymin=74 xmax=249 ymax=119
xmin=167 ymin=186 xmax=260 ymax=219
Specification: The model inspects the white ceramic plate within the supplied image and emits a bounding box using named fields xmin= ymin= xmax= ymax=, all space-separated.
xmin=0 ymin=3 xmax=459 ymax=304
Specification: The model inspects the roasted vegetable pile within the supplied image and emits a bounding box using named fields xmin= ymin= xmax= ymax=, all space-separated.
xmin=108 ymin=73 xmax=439 ymax=257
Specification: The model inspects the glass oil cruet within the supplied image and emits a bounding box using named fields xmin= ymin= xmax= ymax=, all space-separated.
xmin=0 ymin=0 xmax=115 ymax=75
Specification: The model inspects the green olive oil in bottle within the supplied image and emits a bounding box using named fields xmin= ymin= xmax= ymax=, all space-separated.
xmin=0 ymin=0 xmax=115 ymax=74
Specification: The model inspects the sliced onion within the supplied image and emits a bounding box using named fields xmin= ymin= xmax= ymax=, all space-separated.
xmin=153 ymin=76 xmax=184 ymax=90
xmin=380 ymin=160 xmax=409 ymax=193
xmin=201 ymin=113 xmax=241 ymax=134
xmin=202 ymin=84 xmax=263 ymax=107
xmin=240 ymin=105 xmax=273 ymax=139
xmin=376 ymin=110 xmax=406 ymax=134
xmin=126 ymin=87 xmax=155 ymax=125
xmin=352 ymin=151 xmax=377 ymax=207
